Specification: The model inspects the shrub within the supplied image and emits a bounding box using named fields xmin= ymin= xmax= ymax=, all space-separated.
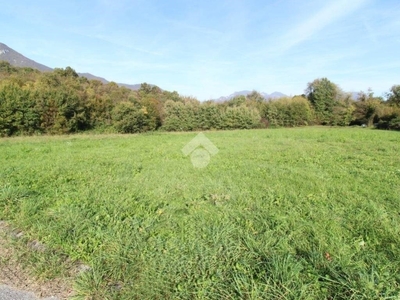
xmin=388 ymin=116 xmax=400 ymax=130
xmin=197 ymin=103 xmax=224 ymax=130
xmin=112 ymin=102 xmax=153 ymax=133
xmin=0 ymin=83 xmax=41 ymax=136
xmin=222 ymin=105 xmax=261 ymax=129
xmin=262 ymin=96 xmax=314 ymax=127
xmin=162 ymin=100 xmax=198 ymax=131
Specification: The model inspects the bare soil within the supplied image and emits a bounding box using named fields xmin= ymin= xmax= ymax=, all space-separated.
xmin=0 ymin=221 xmax=74 ymax=299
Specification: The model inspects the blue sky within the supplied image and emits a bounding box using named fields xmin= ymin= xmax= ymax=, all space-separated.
xmin=1 ymin=0 xmax=399 ymax=100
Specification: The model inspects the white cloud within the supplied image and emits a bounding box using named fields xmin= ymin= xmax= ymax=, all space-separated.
xmin=279 ymin=0 xmax=369 ymax=52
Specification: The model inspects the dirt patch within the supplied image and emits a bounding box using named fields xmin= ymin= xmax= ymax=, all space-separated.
xmin=0 ymin=221 xmax=74 ymax=299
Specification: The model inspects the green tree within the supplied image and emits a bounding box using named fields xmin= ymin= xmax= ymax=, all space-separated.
xmin=112 ymin=101 xmax=152 ymax=133
xmin=222 ymin=105 xmax=261 ymax=129
xmin=261 ymin=96 xmax=314 ymax=127
xmin=162 ymin=100 xmax=198 ymax=131
xmin=305 ymin=78 xmax=340 ymax=124
xmin=246 ymin=91 xmax=265 ymax=103
xmin=352 ymin=90 xmax=384 ymax=127
xmin=226 ymin=95 xmax=246 ymax=107
xmin=34 ymin=87 xmax=89 ymax=134
xmin=197 ymin=102 xmax=224 ymax=130
xmin=331 ymin=97 xmax=355 ymax=126
xmin=387 ymin=85 xmax=400 ymax=106
xmin=0 ymin=83 xmax=40 ymax=136
xmin=53 ymin=67 xmax=79 ymax=78
xmin=0 ymin=61 xmax=18 ymax=75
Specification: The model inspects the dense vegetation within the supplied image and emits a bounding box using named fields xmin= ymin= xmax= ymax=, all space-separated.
xmin=1 ymin=128 xmax=399 ymax=299
xmin=1 ymin=61 xmax=400 ymax=136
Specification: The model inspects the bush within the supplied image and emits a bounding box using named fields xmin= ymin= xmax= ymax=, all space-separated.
xmin=112 ymin=102 xmax=154 ymax=133
xmin=331 ymin=99 xmax=355 ymax=126
xmin=388 ymin=117 xmax=400 ymax=130
xmin=197 ymin=103 xmax=224 ymax=130
xmin=371 ymin=105 xmax=400 ymax=130
xmin=262 ymin=96 xmax=314 ymax=127
xmin=222 ymin=105 xmax=261 ymax=129
xmin=162 ymin=100 xmax=198 ymax=131
xmin=0 ymin=83 xmax=41 ymax=136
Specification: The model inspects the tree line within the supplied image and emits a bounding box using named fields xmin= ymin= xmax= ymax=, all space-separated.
xmin=0 ymin=61 xmax=399 ymax=136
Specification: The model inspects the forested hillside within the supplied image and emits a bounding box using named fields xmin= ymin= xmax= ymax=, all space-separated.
xmin=0 ymin=61 xmax=399 ymax=136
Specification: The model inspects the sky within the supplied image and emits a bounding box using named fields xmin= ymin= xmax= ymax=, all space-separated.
xmin=1 ymin=0 xmax=400 ymax=100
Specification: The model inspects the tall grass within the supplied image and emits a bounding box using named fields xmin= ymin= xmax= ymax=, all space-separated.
xmin=0 ymin=127 xmax=399 ymax=299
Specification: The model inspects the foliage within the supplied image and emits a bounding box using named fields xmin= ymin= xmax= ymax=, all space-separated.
xmin=112 ymin=101 xmax=154 ymax=133
xmin=262 ymin=96 xmax=314 ymax=127
xmin=0 ymin=82 xmax=40 ymax=136
xmin=388 ymin=116 xmax=400 ymax=130
xmin=162 ymin=99 xmax=199 ymax=131
xmin=222 ymin=105 xmax=261 ymax=129
xmin=225 ymin=95 xmax=246 ymax=107
xmin=246 ymin=90 xmax=265 ymax=103
xmin=374 ymin=105 xmax=400 ymax=130
xmin=352 ymin=90 xmax=385 ymax=127
xmin=0 ymin=61 xmax=18 ymax=74
xmin=197 ymin=102 xmax=224 ymax=130
xmin=1 ymin=62 xmax=400 ymax=134
xmin=305 ymin=78 xmax=341 ymax=124
xmin=162 ymin=100 xmax=261 ymax=131
xmin=330 ymin=97 xmax=355 ymax=126
xmin=387 ymin=85 xmax=400 ymax=106
xmin=0 ymin=63 xmax=172 ymax=135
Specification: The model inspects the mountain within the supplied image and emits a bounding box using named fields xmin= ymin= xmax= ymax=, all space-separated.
xmin=76 ymin=75 xmax=148 ymax=90
xmin=0 ymin=42 xmax=154 ymax=91
xmin=217 ymin=90 xmax=287 ymax=102
xmin=227 ymin=90 xmax=253 ymax=98
xmin=74 ymin=74 xmax=146 ymax=91
xmin=118 ymin=83 xmax=144 ymax=90
xmin=266 ymin=91 xmax=286 ymax=99
xmin=0 ymin=42 xmax=52 ymax=72
xmin=77 ymin=72 xmax=109 ymax=84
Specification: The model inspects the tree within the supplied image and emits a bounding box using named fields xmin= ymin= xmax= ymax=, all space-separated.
xmin=112 ymin=101 xmax=152 ymax=133
xmin=305 ymin=78 xmax=341 ymax=124
xmin=0 ymin=61 xmax=17 ymax=74
xmin=0 ymin=83 xmax=40 ymax=136
xmin=246 ymin=91 xmax=265 ymax=103
xmin=222 ymin=105 xmax=261 ymax=129
xmin=53 ymin=67 xmax=79 ymax=78
xmin=197 ymin=103 xmax=224 ymax=130
xmin=226 ymin=95 xmax=246 ymax=107
xmin=387 ymin=85 xmax=400 ymax=106
xmin=352 ymin=90 xmax=384 ymax=127
xmin=261 ymin=96 xmax=314 ymax=127
xmin=139 ymin=83 xmax=162 ymax=96
xmin=162 ymin=100 xmax=198 ymax=131
xmin=331 ymin=96 xmax=355 ymax=126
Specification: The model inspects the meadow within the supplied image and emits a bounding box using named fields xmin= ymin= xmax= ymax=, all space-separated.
xmin=0 ymin=127 xmax=399 ymax=299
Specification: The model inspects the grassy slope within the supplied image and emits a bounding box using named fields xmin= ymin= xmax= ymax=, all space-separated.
xmin=0 ymin=128 xmax=399 ymax=299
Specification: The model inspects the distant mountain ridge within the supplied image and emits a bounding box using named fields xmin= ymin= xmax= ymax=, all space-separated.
xmin=76 ymin=74 xmax=154 ymax=90
xmin=0 ymin=42 xmax=150 ymax=91
xmin=217 ymin=90 xmax=287 ymax=102
xmin=77 ymin=72 xmax=109 ymax=84
xmin=0 ymin=42 xmax=52 ymax=72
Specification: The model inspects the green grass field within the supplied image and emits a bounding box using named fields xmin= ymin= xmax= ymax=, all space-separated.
xmin=1 ymin=127 xmax=400 ymax=299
